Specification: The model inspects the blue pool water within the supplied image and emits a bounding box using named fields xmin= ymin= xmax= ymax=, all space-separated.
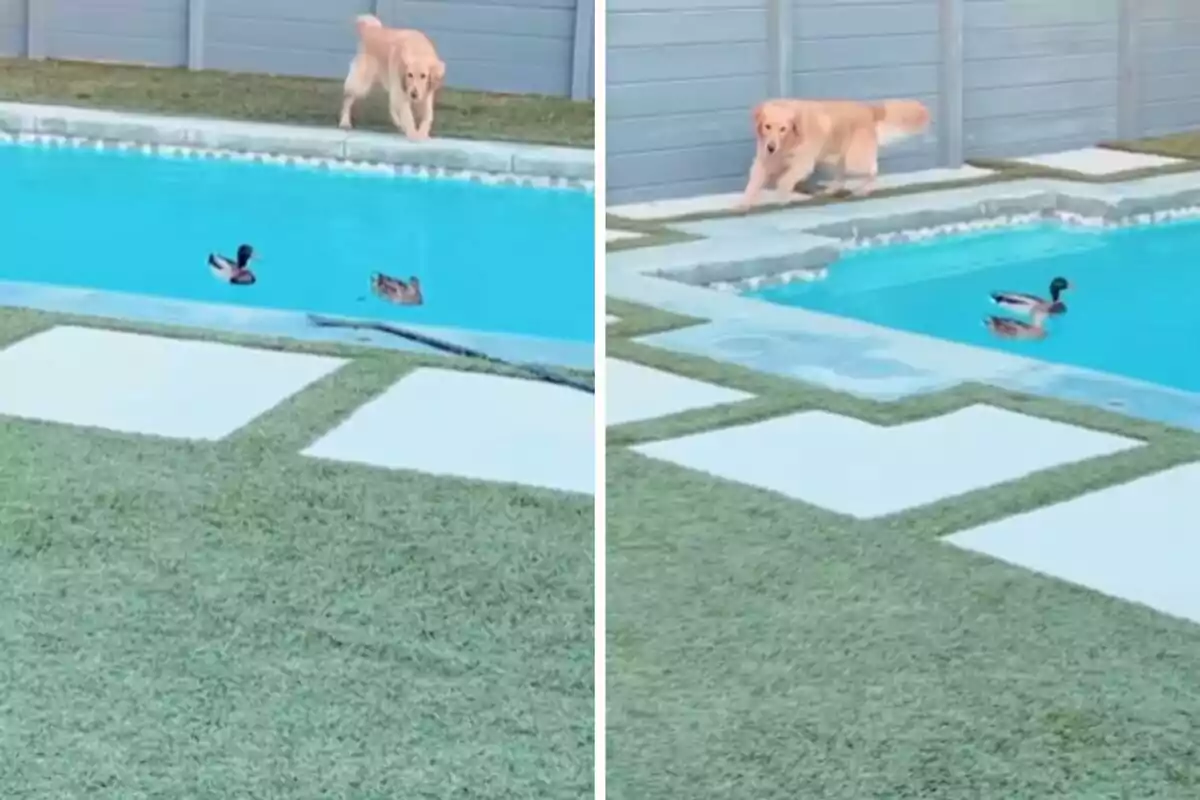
xmin=0 ymin=141 xmax=593 ymax=342
xmin=748 ymin=221 xmax=1200 ymax=393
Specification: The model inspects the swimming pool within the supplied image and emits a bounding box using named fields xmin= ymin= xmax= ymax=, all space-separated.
xmin=0 ymin=138 xmax=593 ymax=346
xmin=747 ymin=219 xmax=1200 ymax=393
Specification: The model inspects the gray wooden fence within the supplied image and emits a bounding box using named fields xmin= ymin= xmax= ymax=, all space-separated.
xmin=609 ymin=0 xmax=1200 ymax=204
xmin=0 ymin=0 xmax=594 ymax=100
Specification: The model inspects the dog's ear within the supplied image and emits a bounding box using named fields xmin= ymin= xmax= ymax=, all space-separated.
xmin=789 ymin=106 xmax=807 ymax=139
xmin=792 ymin=106 xmax=827 ymax=141
xmin=752 ymin=103 xmax=766 ymax=136
xmin=387 ymin=45 xmax=406 ymax=84
xmin=431 ymin=59 xmax=446 ymax=91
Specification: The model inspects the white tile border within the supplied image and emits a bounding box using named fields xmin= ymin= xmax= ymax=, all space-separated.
xmin=0 ymin=130 xmax=590 ymax=191
xmin=0 ymin=101 xmax=593 ymax=187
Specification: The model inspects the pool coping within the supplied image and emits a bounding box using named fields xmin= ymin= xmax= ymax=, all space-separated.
xmin=0 ymin=102 xmax=593 ymax=369
xmin=608 ymin=172 xmax=1200 ymax=430
xmin=0 ymin=281 xmax=594 ymax=371
xmin=0 ymin=101 xmax=593 ymax=184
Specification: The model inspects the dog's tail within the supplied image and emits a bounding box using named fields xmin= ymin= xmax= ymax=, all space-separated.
xmin=354 ymin=14 xmax=383 ymax=38
xmin=872 ymin=99 xmax=930 ymax=148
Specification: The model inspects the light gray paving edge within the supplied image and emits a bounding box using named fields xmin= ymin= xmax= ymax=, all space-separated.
xmin=613 ymin=176 xmax=1200 ymax=285
xmin=0 ymin=101 xmax=593 ymax=181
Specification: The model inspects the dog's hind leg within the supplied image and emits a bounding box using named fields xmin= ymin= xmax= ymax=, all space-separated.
xmin=339 ymin=54 xmax=377 ymax=129
xmin=819 ymin=162 xmax=845 ymax=196
xmin=843 ymin=130 xmax=879 ymax=197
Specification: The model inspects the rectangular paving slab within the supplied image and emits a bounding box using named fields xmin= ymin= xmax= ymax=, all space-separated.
xmin=302 ymin=367 xmax=594 ymax=494
xmin=1012 ymin=147 xmax=1184 ymax=175
xmin=607 ymin=358 xmax=752 ymax=426
xmin=632 ymin=405 xmax=1140 ymax=518
xmin=0 ymin=326 xmax=345 ymax=440
xmin=946 ymin=462 xmax=1200 ymax=625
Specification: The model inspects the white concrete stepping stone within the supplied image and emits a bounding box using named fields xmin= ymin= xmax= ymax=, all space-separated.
xmin=0 ymin=326 xmax=344 ymax=440
xmin=873 ymin=165 xmax=992 ymax=190
xmin=303 ymin=367 xmax=593 ymax=494
xmin=947 ymin=463 xmax=1200 ymax=625
xmin=632 ymin=404 xmax=1139 ymax=518
xmin=607 ymin=358 xmax=752 ymax=426
xmin=1012 ymin=147 xmax=1184 ymax=175
xmin=606 ymin=315 xmax=620 ymax=325
xmin=610 ymin=191 xmax=804 ymax=221
xmin=606 ymin=230 xmax=643 ymax=243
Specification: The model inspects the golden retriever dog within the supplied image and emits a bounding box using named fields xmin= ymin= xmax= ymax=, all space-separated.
xmin=739 ymin=98 xmax=930 ymax=210
xmin=338 ymin=14 xmax=446 ymax=140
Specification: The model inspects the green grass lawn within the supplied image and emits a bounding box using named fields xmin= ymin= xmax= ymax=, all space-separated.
xmin=0 ymin=58 xmax=594 ymax=147
xmin=606 ymin=301 xmax=1200 ymax=799
xmin=0 ymin=309 xmax=592 ymax=799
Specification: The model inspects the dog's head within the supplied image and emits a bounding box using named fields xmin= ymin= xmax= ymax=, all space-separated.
xmin=753 ymin=102 xmax=799 ymax=156
xmin=401 ymin=56 xmax=446 ymax=102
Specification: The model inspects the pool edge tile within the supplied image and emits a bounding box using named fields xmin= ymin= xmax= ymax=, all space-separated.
xmin=0 ymin=101 xmax=594 ymax=181
xmin=0 ymin=281 xmax=594 ymax=371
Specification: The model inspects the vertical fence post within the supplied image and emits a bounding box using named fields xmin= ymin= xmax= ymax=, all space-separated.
xmin=187 ymin=0 xmax=206 ymax=70
xmin=570 ymin=0 xmax=594 ymax=100
xmin=1117 ymin=0 xmax=1140 ymax=138
xmin=25 ymin=0 xmax=46 ymax=59
xmin=938 ymin=0 xmax=964 ymax=166
xmin=766 ymin=0 xmax=792 ymax=97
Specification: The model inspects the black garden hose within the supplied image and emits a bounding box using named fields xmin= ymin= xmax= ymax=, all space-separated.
xmin=307 ymin=314 xmax=595 ymax=395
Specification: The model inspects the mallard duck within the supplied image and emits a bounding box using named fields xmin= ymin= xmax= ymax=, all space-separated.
xmin=209 ymin=244 xmax=256 ymax=286
xmin=991 ymin=276 xmax=1069 ymax=315
xmin=372 ymin=272 xmax=422 ymax=306
xmin=984 ymin=309 xmax=1048 ymax=341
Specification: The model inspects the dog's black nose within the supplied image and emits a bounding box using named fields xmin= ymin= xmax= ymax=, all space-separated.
xmin=766 ymin=143 xmax=776 ymax=153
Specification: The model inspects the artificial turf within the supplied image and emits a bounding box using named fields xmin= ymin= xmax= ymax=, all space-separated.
xmin=0 ymin=57 xmax=595 ymax=148
xmin=0 ymin=308 xmax=593 ymax=799
xmin=606 ymin=300 xmax=1200 ymax=799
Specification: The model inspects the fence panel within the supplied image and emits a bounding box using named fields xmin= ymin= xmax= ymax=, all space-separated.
xmin=961 ymin=0 xmax=1120 ymax=158
xmin=607 ymin=0 xmax=770 ymax=204
xmin=608 ymin=0 xmax=1193 ymax=203
xmin=379 ymin=0 xmax=578 ymax=97
xmin=1138 ymin=0 xmax=1200 ymax=136
xmin=0 ymin=0 xmax=24 ymax=57
xmin=201 ymin=0 xmax=370 ymax=79
xmin=1 ymin=0 xmax=591 ymax=99
xmin=43 ymin=0 xmax=189 ymax=66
